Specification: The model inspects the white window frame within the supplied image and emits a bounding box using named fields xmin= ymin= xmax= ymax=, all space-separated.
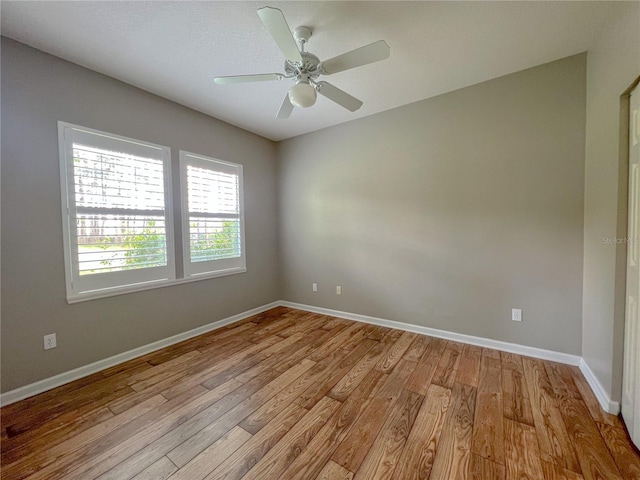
xmin=58 ymin=122 xmax=176 ymax=302
xmin=180 ymin=151 xmax=247 ymax=279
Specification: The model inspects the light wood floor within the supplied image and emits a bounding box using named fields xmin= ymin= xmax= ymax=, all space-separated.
xmin=2 ymin=307 xmax=639 ymax=480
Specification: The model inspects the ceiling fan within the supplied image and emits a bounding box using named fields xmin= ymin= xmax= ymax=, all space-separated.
xmin=213 ymin=6 xmax=390 ymax=119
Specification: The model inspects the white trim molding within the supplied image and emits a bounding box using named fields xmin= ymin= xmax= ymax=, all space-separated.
xmin=3 ymin=300 xmax=613 ymax=414
xmin=281 ymin=301 xmax=582 ymax=366
xmin=0 ymin=301 xmax=280 ymax=407
xmin=579 ymin=358 xmax=621 ymax=415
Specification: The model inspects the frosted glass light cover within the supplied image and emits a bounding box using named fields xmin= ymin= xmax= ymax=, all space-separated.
xmin=288 ymin=82 xmax=317 ymax=108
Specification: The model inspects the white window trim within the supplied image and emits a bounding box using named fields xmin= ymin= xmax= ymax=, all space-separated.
xmin=59 ymin=121 xmax=178 ymax=302
xmin=179 ymin=150 xmax=247 ymax=280
xmin=58 ymin=122 xmax=247 ymax=304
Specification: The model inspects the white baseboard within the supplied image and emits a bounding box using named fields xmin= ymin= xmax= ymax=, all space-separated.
xmin=0 ymin=301 xmax=281 ymax=407
xmin=2 ymin=299 xmax=613 ymax=415
xmin=279 ymin=301 xmax=582 ymax=366
xmin=579 ymin=358 xmax=620 ymax=415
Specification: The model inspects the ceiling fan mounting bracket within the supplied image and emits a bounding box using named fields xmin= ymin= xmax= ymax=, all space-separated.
xmin=294 ymin=26 xmax=312 ymax=47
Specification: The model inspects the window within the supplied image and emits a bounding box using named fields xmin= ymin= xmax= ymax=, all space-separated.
xmin=180 ymin=151 xmax=246 ymax=278
xmin=59 ymin=122 xmax=246 ymax=302
xmin=59 ymin=123 xmax=175 ymax=300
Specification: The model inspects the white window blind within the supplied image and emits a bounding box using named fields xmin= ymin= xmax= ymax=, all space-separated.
xmin=59 ymin=123 xmax=175 ymax=299
xmin=180 ymin=151 xmax=246 ymax=277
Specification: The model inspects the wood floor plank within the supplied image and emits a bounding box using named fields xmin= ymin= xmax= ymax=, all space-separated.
xmin=522 ymin=357 xmax=581 ymax=473
xmin=167 ymin=426 xmax=252 ymax=480
xmin=2 ymin=307 xmax=636 ymax=480
xmin=13 ymin=385 xmax=213 ymax=480
xmin=247 ymin=306 xmax=291 ymax=324
xmin=330 ymin=360 xmax=418 ymax=472
xmin=3 ymin=377 xmax=133 ymax=440
xmin=402 ymin=335 xmax=432 ymax=363
xmin=277 ymin=368 xmax=389 ymax=480
xmin=374 ymin=331 xmax=417 ymax=373
xmin=106 ymin=388 xmax=165 ymax=416
xmin=427 ymin=337 xmax=448 ymax=357
xmin=392 ymin=384 xmax=451 ymax=480
xmin=352 ymin=389 xmax=423 ymax=480
xmin=99 ymin=357 xmax=152 ymax=377
xmin=500 ymin=352 xmax=524 ymax=373
xmin=296 ymin=339 xmax=377 ymax=409
xmin=272 ymin=328 xmax=340 ymax=373
xmin=231 ymin=396 xmax=341 ymax=480
xmin=430 ymin=341 xmax=463 ymax=389
xmin=597 ymin=422 xmax=640 ymax=479
xmin=307 ymin=322 xmax=368 ymax=362
xmin=405 ymin=351 xmax=440 ymax=396
xmin=277 ymin=312 xmax=329 ymax=337
xmin=192 ymin=335 xmax=251 ymax=359
xmin=329 ymin=333 xmax=402 ymax=402
xmin=98 ymin=360 xmax=316 ymax=480
xmin=4 ymin=394 xmax=167 ymax=476
xmin=363 ymin=325 xmax=390 ymax=341
xmin=1 ymin=372 xmax=115 ymax=425
xmin=541 ymin=461 xmax=585 ymax=480
xmin=315 ymin=460 xmax=354 ymax=480
xmin=321 ymin=316 xmax=349 ymax=331
xmin=200 ymin=404 xmax=308 ymax=480
xmin=158 ymin=336 xmax=282 ymax=400
xmin=1 ymin=404 xmax=115 ymax=465
xmin=148 ymin=323 xmax=258 ymax=365
xmin=469 ymin=454 xmax=506 ymax=480
xmin=504 ymin=418 xmax=545 ymax=480
xmin=239 ymin=343 xmax=359 ymax=435
xmin=199 ymin=332 xmax=308 ymax=390
xmin=544 ymin=362 xmax=581 ymax=399
xmin=231 ymin=338 xmax=319 ymax=385
xmin=503 ymin=367 xmax=534 ymax=426
xmin=482 ymin=348 xmax=502 ymax=360
xmin=246 ymin=318 xmax=298 ymax=343
xmin=472 ymin=355 xmax=505 ymax=464
xmin=131 ymin=457 xmax=178 ymax=480
xmin=569 ymin=367 xmax=618 ymax=427
xmin=557 ymin=395 xmax=622 ymax=480
xmin=456 ymin=344 xmax=482 ymax=387
xmin=138 ymin=347 xmax=204 ymax=373
xmin=129 ymin=351 xmax=204 ymax=392
xmin=428 ymin=383 xmax=477 ymax=480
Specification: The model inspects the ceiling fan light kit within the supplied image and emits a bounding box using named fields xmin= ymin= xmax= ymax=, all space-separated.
xmin=289 ymin=80 xmax=316 ymax=108
xmin=213 ymin=6 xmax=390 ymax=119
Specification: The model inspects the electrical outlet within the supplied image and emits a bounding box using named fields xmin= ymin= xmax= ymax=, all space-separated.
xmin=312 ymin=283 xmax=318 ymax=292
xmin=44 ymin=333 xmax=57 ymax=350
xmin=336 ymin=286 xmax=342 ymax=295
xmin=512 ymin=309 xmax=522 ymax=322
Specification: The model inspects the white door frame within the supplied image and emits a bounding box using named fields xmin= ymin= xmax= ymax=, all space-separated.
xmin=622 ymin=82 xmax=640 ymax=448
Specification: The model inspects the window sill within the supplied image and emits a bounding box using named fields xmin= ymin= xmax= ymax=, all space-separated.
xmin=66 ymin=267 xmax=247 ymax=304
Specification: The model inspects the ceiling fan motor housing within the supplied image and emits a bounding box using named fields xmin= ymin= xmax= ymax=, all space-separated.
xmin=285 ymin=52 xmax=320 ymax=82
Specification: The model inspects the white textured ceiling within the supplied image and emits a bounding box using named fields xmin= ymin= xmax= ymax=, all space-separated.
xmin=1 ymin=1 xmax=615 ymax=141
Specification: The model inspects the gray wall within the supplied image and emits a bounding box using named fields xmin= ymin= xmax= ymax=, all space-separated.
xmin=582 ymin=1 xmax=640 ymax=402
xmin=1 ymin=38 xmax=279 ymax=392
xmin=278 ymin=54 xmax=587 ymax=355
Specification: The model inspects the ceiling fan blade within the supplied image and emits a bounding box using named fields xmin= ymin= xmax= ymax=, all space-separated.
xmin=316 ymin=82 xmax=363 ymax=112
xmin=277 ymin=94 xmax=294 ymax=119
xmin=320 ymin=40 xmax=390 ymax=75
xmin=213 ymin=73 xmax=283 ymax=85
xmin=257 ymin=7 xmax=303 ymax=64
